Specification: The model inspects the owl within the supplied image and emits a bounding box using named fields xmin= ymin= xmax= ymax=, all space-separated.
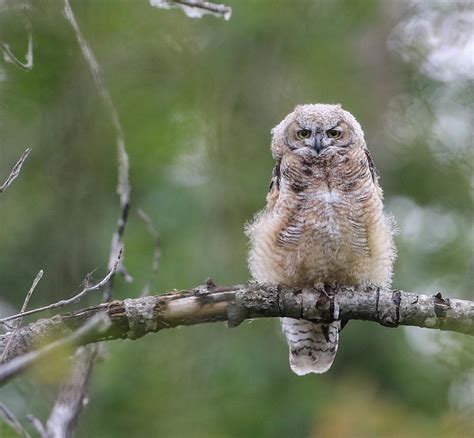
xmin=246 ymin=104 xmax=396 ymax=375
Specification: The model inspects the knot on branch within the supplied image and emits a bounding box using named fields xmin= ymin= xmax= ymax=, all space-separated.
xmin=228 ymin=283 xmax=280 ymax=327
xmin=123 ymin=297 xmax=159 ymax=339
xmin=433 ymin=292 xmax=450 ymax=319
xmin=376 ymin=288 xmax=401 ymax=327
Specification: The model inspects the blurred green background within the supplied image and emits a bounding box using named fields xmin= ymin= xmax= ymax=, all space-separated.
xmin=0 ymin=0 xmax=472 ymax=437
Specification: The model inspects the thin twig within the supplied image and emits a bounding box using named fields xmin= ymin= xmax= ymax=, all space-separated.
xmin=64 ymin=0 xmax=132 ymax=302
xmin=27 ymin=415 xmax=48 ymax=438
xmin=0 ymin=270 xmax=43 ymax=362
xmin=137 ymin=209 xmax=161 ymax=296
xmin=0 ymin=402 xmax=31 ymax=438
xmin=150 ymin=0 xmax=232 ymax=20
xmin=0 ymin=250 xmax=121 ymax=325
xmin=0 ymin=148 xmax=31 ymax=193
xmin=175 ymin=0 xmax=231 ymax=17
xmin=0 ymin=314 xmax=111 ymax=386
xmin=41 ymin=6 xmax=134 ymax=437
xmin=1 ymin=18 xmax=33 ymax=71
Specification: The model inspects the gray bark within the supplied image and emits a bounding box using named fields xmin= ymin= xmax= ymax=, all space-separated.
xmin=0 ymin=283 xmax=472 ymax=364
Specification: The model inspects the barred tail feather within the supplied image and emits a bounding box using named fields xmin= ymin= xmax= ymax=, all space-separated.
xmin=281 ymin=318 xmax=340 ymax=375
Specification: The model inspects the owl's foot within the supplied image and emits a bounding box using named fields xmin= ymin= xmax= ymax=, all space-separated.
xmin=313 ymin=282 xmax=337 ymax=299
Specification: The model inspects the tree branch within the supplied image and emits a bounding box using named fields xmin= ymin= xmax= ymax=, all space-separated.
xmin=0 ymin=148 xmax=31 ymax=194
xmin=137 ymin=209 xmax=161 ymax=297
xmin=45 ymin=345 xmax=101 ymax=438
xmin=0 ymin=269 xmax=43 ymax=362
xmin=150 ymin=0 xmax=232 ymax=20
xmin=0 ymin=314 xmax=110 ymax=386
xmin=0 ymin=402 xmax=31 ymax=438
xmin=0 ymin=284 xmax=471 ymax=365
xmin=0 ymin=253 xmax=121 ymax=325
xmin=1 ymin=17 xmax=34 ymax=71
xmin=64 ymin=0 xmax=133 ymax=299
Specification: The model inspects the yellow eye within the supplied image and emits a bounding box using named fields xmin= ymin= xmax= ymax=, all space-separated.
xmin=296 ymin=129 xmax=311 ymax=140
xmin=327 ymin=128 xmax=342 ymax=139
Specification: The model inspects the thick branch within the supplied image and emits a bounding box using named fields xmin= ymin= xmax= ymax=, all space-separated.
xmin=0 ymin=284 xmax=471 ymax=364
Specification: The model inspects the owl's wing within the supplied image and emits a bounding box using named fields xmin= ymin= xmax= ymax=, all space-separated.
xmin=364 ymin=148 xmax=379 ymax=182
xmin=364 ymin=148 xmax=383 ymax=199
xmin=266 ymin=160 xmax=281 ymax=210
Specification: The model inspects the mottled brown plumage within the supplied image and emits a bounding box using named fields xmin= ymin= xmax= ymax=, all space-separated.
xmin=246 ymin=104 xmax=395 ymax=375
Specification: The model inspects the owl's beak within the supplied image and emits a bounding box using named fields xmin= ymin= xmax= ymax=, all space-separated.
xmin=312 ymin=133 xmax=323 ymax=154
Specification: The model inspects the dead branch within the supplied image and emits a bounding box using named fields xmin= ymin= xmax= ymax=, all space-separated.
xmin=0 ymin=402 xmax=31 ymax=438
xmin=64 ymin=0 xmax=132 ymax=301
xmin=137 ymin=209 xmax=161 ymax=296
xmin=150 ymin=0 xmax=232 ymax=20
xmin=0 ymin=148 xmax=31 ymax=193
xmin=0 ymin=252 xmax=121 ymax=325
xmin=0 ymin=269 xmax=43 ymax=362
xmin=27 ymin=415 xmax=48 ymax=438
xmin=1 ymin=17 xmax=33 ymax=71
xmin=45 ymin=346 xmax=101 ymax=438
xmin=0 ymin=314 xmax=110 ymax=386
xmin=0 ymin=284 xmax=471 ymax=367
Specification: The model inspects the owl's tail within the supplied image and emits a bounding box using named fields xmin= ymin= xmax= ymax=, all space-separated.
xmin=281 ymin=318 xmax=340 ymax=375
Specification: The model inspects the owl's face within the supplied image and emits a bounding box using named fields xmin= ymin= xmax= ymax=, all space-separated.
xmin=271 ymin=104 xmax=365 ymax=160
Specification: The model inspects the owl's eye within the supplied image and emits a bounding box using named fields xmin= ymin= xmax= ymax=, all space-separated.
xmin=327 ymin=128 xmax=342 ymax=139
xmin=296 ymin=129 xmax=311 ymax=140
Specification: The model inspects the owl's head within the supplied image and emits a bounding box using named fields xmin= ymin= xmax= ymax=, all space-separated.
xmin=270 ymin=104 xmax=365 ymax=160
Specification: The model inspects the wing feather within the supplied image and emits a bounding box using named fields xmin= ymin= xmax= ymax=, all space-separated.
xmin=364 ymin=148 xmax=383 ymax=199
xmin=266 ymin=160 xmax=281 ymax=210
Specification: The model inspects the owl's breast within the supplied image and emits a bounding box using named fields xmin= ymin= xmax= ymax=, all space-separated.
xmin=276 ymin=183 xmax=359 ymax=258
xmin=248 ymin=150 xmax=379 ymax=286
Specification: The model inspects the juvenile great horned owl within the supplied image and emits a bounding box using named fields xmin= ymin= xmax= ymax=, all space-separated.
xmin=246 ymin=104 xmax=396 ymax=375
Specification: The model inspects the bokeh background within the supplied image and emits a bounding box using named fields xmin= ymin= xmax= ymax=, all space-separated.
xmin=0 ymin=0 xmax=473 ymax=437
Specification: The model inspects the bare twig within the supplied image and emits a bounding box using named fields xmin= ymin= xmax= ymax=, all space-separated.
xmin=176 ymin=0 xmax=231 ymax=17
xmin=0 ymin=402 xmax=31 ymax=438
xmin=46 ymin=346 xmax=100 ymax=438
xmin=137 ymin=209 xmax=161 ymax=296
xmin=2 ymin=18 xmax=33 ymax=71
xmin=41 ymin=5 xmax=135 ymax=436
xmin=0 ymin=250 xmax=121 ymax=326
xmin=0 ymin=269 xmax=43 ymax=362
xmin=0 ymin=148 xmax=31 ymax=193
xmin=150 ymin=0 xmax=232 ymax=20
xmin=0 ymin=284 xmax=471 ymax=365
xmin=27 ymin=415 xmax=48 ymax=438
xmin=0 ymin=313 xmax=110 ymax=386
xmin=64 ymin=0 xmax=132 ymax=302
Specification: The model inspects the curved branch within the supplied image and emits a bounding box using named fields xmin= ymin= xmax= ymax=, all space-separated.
xmin=2 ymin=19 xmax=33 ymax=71
xmin=0 ymin=283 xmax=472 ymax=364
